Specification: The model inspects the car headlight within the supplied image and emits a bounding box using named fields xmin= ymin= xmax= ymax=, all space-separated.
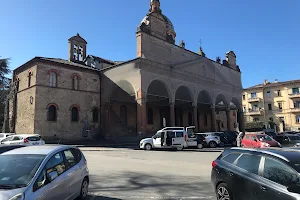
xmin=9 ymin=193 xmax=24 ymax=200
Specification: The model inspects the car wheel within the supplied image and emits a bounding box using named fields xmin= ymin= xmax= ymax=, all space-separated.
xmin=176 ymin=146 xmax=183 ymax=151
xmin=197 ymin=143 xmax=203 ymax=149
xmin=79 ymin=177 xmax=89 ymax=199
xmin=144 ymin=144 xmax=152 ymax=151
xmin=209 ymin=141 xmax=217 ymax=148
xmin=217 ymin=183 xmax=232 ymax=200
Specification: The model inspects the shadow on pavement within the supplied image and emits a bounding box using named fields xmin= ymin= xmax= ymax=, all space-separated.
xmin=88 ymin=195 xmax=122 ymax=200
xmin=88 ymin=171 xmax=215 ymax=199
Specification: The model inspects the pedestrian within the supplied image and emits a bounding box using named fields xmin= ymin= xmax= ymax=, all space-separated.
xmin=236 ymin=131 xmax=245 ymax=147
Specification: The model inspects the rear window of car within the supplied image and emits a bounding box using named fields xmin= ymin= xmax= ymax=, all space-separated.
xmin=222 ymin=153 xmax=241 ymax=164
xmin=26 ymin=136 xmax=41 ymax=141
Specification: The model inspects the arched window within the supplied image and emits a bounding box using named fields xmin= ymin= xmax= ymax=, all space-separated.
xmin=147 ymin=108 xmax=153 ymax=124
xmin=28 ymin=72 xmax=32 ymax=87
xmin=188 ymin=112 xmax=193 ymax=125
xmin=49 ymin=71 xmax=57 ymax=87
xmin=71 ymin=107 xmax=79 ymax=122
xmin=72 ymin=75 xmax=79 ymax=90
xmin=120 ymin=105 xmax=127 ymax=125
xmin=48 ymin=105 xmax=57 ymax=121
xmin=92 ymin=108 xmax=99 ymax=122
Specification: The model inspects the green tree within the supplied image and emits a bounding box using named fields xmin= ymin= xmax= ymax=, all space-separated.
xmin=0 ymin=57 xmax=11 ymax=129
xmin=0 ymin=57 xmax=11 ymax=86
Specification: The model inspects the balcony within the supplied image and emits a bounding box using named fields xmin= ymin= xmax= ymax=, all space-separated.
xmin=245 ymin=110 xmax=262 ymax=116
xmin=248 ymin=97 xmax=261 ymax=103
xmin=289 ymin=93 xmax=300 ymax=99
xmin=290 ymin=107 xmax=300 ymax=113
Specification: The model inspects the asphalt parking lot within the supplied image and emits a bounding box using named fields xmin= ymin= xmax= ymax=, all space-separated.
xmin=82 ymin=147 xmax=223 ymax=200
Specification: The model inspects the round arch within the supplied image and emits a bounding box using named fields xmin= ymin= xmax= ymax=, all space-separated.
xmin=197 ymin=90 xmax=212 ymax=105
xmin=110 ymin=80 xmax=137 ymax=103
xmin=230 ymin=97 xmax=241 ymax=110
xmin=215 ymin=93 xmax=228 ymax=108
xmin=146 ymin=79 xmax=171 ymax=100
xmin=174 ymin=85 xmax=193 ymax=103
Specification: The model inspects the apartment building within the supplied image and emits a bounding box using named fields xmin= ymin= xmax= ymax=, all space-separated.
xmin=242 ymin=79 xmax=300 ymax=132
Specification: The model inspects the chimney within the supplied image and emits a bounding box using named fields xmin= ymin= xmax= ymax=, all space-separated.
xmin=264 ymin=79 xmax=269 ymax=85
xmin=274 ymin=79 xmax=278 ymax=83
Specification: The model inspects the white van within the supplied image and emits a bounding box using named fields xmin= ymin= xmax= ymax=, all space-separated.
xmin=140 ymin=129 xmax=185 ymax=151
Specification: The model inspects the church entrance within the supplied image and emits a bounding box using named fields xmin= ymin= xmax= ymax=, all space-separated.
xmin=197 ymin=90 xmax=212 ymax=132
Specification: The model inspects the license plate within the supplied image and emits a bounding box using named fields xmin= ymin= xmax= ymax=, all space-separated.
xmin=32 ymin=142 xmax=39 ymax=145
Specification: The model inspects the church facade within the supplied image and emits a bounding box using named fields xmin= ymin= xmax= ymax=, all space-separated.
xmin=4 ymin=0 xmax=244 ymax=141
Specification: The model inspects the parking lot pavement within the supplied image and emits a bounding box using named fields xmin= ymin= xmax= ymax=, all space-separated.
xmin=83 ymin=147 xmax=221 ymax=200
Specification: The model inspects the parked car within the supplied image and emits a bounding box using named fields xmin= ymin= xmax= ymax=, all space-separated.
xmin=241 ymin=133 xmax=281 ymax=148
xmin=276 ymin=134 xmax=300 ymax=147
xmin=0 ymin=145 xmax=89 ymax=200
xmin=211 ymin=147 xmax=300 ymax=200
xmin=0 ymin=134 xmax=45 ymax=146
xmin=214 ymin=131 xmax=238 ymax=146
xmin=0 ymin=144 xmax=26 ymax=154
xmin=0 ymin=133 xmax=15 ymax=142
xmin=198 ymin=132 xmax=221 ymax=148
xmin=140 ymin=130 xmax=185 ymax=150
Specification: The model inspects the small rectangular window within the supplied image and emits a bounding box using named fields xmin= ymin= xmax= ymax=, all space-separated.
xmin=251 ymin=92 xmax=257 ymax=98
xmin=242 ymin=95 xmax=245 ymax=100
xmin=268 ymin=104 xmax=272 ymax=110
xmin=278 ymin=102 xmax=283 ymax=110
xmin=292 ymin=88 xmax=299 ymax=94
xmin=266 ymin=91 xmax=271 ymax=97
xmin=277 ymin=90 xmax=281 ymax=96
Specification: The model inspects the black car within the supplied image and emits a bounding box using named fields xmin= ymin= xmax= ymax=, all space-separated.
xmin=212 ymin=147 xmax=300 ymax=200
xmin=0 ymin=144 xmax=25 ymax=154
xmin=214 ymin=131 xmax=238 ymax=146
xmin=276 ymin=134 xmax=300 ymax=147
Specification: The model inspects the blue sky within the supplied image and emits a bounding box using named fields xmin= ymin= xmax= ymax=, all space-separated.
xmin=0 ymin=0 xmax=299 ymax=88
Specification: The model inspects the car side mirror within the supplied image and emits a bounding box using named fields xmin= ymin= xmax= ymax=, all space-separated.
xmin=47 ymin=171 xmax=58 ymax=182
xmin=254 ymin=139 xmax=258 ymax=142
xmin=287 ymin=185 xmax=300 ymax=194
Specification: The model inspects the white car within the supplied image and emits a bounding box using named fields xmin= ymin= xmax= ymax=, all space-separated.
xmin=1 ymin=134 xmax=45 ymax=146
xmin=140 ymin=130 xmax=185 ymax=150
xmin=0 ymin=133 xmax=15 ymax=142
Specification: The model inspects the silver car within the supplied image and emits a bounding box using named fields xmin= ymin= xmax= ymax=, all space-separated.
xmin=0 ymin=145 xmax=89 ymax=200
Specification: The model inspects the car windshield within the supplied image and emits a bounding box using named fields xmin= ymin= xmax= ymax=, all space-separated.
xmin=289 ymin=136 xmax=300 ymax=141
xmin=0 ymin=154 xmax=45 ymax=187
xmin=257 ymin=135 xmax=273 ymax=141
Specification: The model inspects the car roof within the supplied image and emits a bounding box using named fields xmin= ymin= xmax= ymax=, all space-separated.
xmin=10 ymin=134 xmax=40 ymax=137
xmin=1 ymin=144 xmax=71 ymax=155
xmin=230 ymin=147 xmax=300 ymax=162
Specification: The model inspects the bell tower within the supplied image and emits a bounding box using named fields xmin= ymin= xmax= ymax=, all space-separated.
xmin=68 ymin=33 xmax=87 ymax=62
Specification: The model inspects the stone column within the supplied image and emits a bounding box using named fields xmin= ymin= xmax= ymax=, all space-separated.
xmin=238 ymin=111 xmax=245 ymax=132
xmin=226 ymin=109 xmax=231 ymax=131
xmin=211 ymin=105 xmax=217 ymax=131
xmin=193 ymin=105 xmax=198 ymax=130
xmin=170 ymin=102 xmax=175 ymax=126
xmin=136 ymin=98 xmax=147 ymax=134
